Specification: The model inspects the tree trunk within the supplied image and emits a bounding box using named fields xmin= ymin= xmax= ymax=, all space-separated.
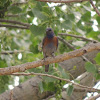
xmin=0 ymin=76 xmax=53 ymax=100
xmin=59 ymin=50 xmax=99 ymax=79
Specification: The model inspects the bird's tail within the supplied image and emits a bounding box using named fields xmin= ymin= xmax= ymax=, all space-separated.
xmin=45 ymin=64 xmax=49 ymax=72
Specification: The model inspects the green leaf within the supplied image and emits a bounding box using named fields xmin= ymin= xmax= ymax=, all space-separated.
xmin=0 ymin=59 xmax=7 ymax=68
xmin=30 ymin=44 xmax=39 ymax=54
xmin=28 ymin=11 xmax=34 ymax=17
xmin=43 ymin=82 xmax=56 ymax=91
xmin=85 ymin=62 xmax=97 ymax=74
xmin=81 ymin=11 xmax=91 ymax=22
xmin=87 ymin=31 xmax=100 ymax=39
xmin=38 ymin=82 xmax=44 ymax=93
xmin=62 ymin=70 xmax=69 ymax=79
xmin=96 ymin=16 xmax=100 ymax=25
xmin=66 ymin=85 xmax=73 ymax=96
xmin=42 ymin=6 xmax=52 ymax=15
xmin=94 ymin=53 xmax=100 ymax=65
xmin=0 ymin=0 xmax=7 ymax=5
xmin=95 ymin=73 xmax=100 ymax=80
xmin=68 ymin=14 xmax=75 ymax=21
xmin=61 ymin=20 xmax=72 ymax=29
xmin=57 ymin=65 xmax=63 ymax=72
xmin=73 ymin=66 xmax=77 ymax=70
xmin=8 ymin=6 xmax=22 ymax=14
xmin=0 ymin=75 xmax=9 ymax=93
xmin=82 ymin=5 xmax=91 ymax=12
xmin=32 ymin=7 xmax=47 ymax=20
xmin=42 ymin=76 xmax=57 ymax=83
xmin=30 ymin=24 xmax=46 ymax=35
xmin=57 ymin=66 xmax=69 ymax=79
xmin=36 ymin=2 xmax=45 ymax=11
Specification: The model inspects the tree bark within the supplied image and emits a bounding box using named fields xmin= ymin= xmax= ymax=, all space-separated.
xmin=59 ymin=50 xmax=99 ymax=79
xmin=0 ymin=77 xmax=53 ymax=100
xmin=0 ymin=42 xmax=100 ymax=75
xmin=0 ymin=50 xmax=99 ymax=100
xmin=61 ymin=72 xmax=95 ymax=100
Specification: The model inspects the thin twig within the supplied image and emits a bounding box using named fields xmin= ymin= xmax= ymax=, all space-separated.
xmin=43 ymin=94 xmax=55 ymax=100
xmin=5 ymin=14 xmax=20 ymax=17
xmin=0 ymin=50 xmax=25 ymax=55
xmin=10 ymin=90 xmax=13 ymax=100
xmin=58 ymin=36 xmax=75 ymax=50
xmin=0 ymin=24 xmax=29 ymax=29
xmin=11 ymin=72 xmax=100 ymax=92
xmin=90 ymin=0 xmax=100 ymax=16
xmin=0 ymin=19 xmax=30 ymax=27
xmin=58 ymin=36 xmax=90 ymax=62
xmin=58 ymin=33 xmax=98 ymax=43
xmin=11 ymin=2 xmax=28 ymax=6
xmin=87 ymin=93 xmax=100 ymax=100
xmin=37 ymin=0 xmax=89 ymax=3
xmin=0 ymin=42 xmax=100 ymax=75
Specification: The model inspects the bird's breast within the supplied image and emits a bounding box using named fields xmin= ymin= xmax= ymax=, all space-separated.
xmin=43 ymin=42 xmax=56 ymax=53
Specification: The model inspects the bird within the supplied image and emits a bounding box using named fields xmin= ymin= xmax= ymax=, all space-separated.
xmin=42 ymin=28 xmax=58 ymax=72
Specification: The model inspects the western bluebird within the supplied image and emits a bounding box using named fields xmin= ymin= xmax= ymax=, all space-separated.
xmin=42 ymin=28 xmax=58 ymax=72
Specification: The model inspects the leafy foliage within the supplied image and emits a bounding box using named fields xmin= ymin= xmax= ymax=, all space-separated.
xmin=0 ymin=59 xmax=9 ymax=93
xmin=0 ymin=0 xmax=100 ymax=99
xmin=0 ymin=0 xmax=11 ymax=17
xmin=66 ymin=84 xmax=74 ymax=96
xmin=85 ymin=62 xmax=97 ymax=74
xmin=94 ymin=53 xmax=100 ymax=65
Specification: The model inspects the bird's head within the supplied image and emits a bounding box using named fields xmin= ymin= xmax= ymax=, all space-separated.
xmin=46 ymin=28 xmax=54 ymax=38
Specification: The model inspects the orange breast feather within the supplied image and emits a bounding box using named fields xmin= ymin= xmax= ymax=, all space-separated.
xmin=43 ymin=36 xmax=58 ymax=49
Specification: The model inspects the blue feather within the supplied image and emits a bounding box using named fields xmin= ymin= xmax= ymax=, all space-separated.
xmin=47 ymin=34 xmax=54 ymax=38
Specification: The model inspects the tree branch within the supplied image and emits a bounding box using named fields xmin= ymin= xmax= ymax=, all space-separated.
xmin=0 ymin=42 xmax=100 ymax=75
xmin=0 ymin=19 xmax=30 ymax=27
xmin=58 ymin=36 xmax=91 ymax=62
xmin=58 ymin=36 xmax=75 ymax=50
xmin=90 ymin=0 xmax=100 ymax=16
xmin=37 ymin=0 xmax=89 ymax=3
xmin=11 ymin=2 xmax=28 ymax=6
xmin=87 ymin=93 xmax=100 ymax=100
xmin=11 ymin=72 xmax=100 ymax=92
xmin=5 ymin=14 xmax=20 ymax=17
xmin=0 ymin=24 xmax=29 ymax=29
xmin=58 ymin=33 xmax=98 ymax=43
xmin=0 ymin=50 xmax=25 ymax=55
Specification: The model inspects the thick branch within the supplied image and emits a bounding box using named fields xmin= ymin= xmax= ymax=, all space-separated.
xmin=58 ymin=33 xmax=98 ymax=43
xmin=0 ymin=76 xmax=53 ymax=100
xmin=0 ymin=19 xmax=30 ymax=27
xmin=11 ymin=72 xmax=100 ymax=92
xmin=37 ymin=0 xmax=89 ymax=3
xmin=0 ymin=24 xmax=29 ymax=29
xmin=0 ymin=42 xmax=100 ymax=75
xmin=90 ymin=0 xmax=100 ymax=16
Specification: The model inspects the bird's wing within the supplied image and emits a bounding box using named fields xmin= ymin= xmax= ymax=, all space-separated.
xmin=42 ymin=37 xmax=50 ymax=49
xmin=53 ymin=36 xmax=58 ymax=50
xmin=42 ymin=37 xmax=46 ymax=49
